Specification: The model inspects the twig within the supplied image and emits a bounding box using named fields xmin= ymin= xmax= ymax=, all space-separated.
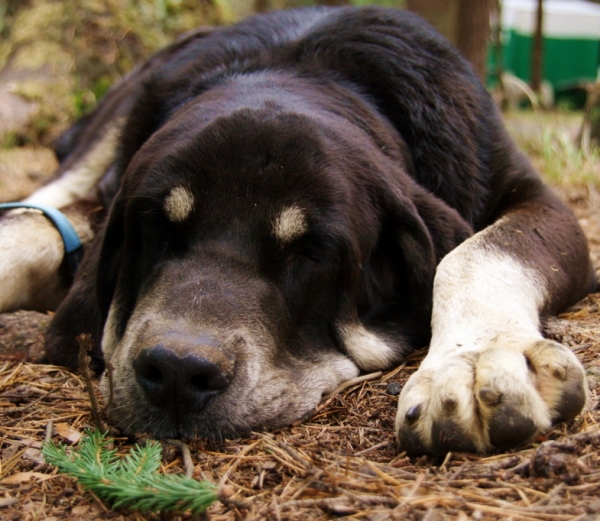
xmin=341 ymin=490 xmax=398 ymax=507
xmin=280 ymin=493 xmax=397 ymax=510
xmin=39 ymin=420 xmax=55 ymax=467
xmin=440 ymin=451 xmax=453 ymax=473
xmin=395 ymin=473 xmax=425 ymax=509
xmin=354 ymin=440 xmax=391 ymax=456
xmin=276 ymin=441 xmax=314 ymax=471
xmin=45 ymin=420 xmax=53 ymax=446
xmin=364 ymin=460 xmax=403 ymax=486
xmin=322 ymin=371 xmax=382 ymax=401
xmin=2 ymin=381 xmax=66 ymax=414
xmin=288 ymin=470 xmax=325 ymax=501
xmin=464 ymin=502 xmax=571 ymax=521
xmin=218 ymin=439 xmax=262 ymax=486
xmin=42 ymin=431 xmax=219 ymax=514
xmin=271 ymin=495 xmax=282 ymax=521
xmin=102 ymin=361 xmax=115 ymax=419
xmin=219 ymin=496 xmax=251 ymax=511
xmin=167 ymin=439 xmax=194 ymax=478
xmin=76 ymin=333 xmax=106 ymax=432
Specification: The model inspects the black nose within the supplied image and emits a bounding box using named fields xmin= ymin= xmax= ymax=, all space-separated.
xmin=133 ymin=345 xmax=231 ymax=412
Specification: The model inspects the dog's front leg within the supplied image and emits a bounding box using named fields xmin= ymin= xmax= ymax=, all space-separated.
xmin=0 ymin=202 xmax=98 ymax=313
xmin=395 ymin=195 xmax=595 ymax=454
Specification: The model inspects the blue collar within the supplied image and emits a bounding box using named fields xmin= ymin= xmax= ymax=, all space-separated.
xmin=0 ymin=202 xmax=83 ymax=278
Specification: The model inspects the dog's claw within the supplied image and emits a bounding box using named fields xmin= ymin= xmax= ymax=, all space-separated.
xmin=405 ymin=404 xmax=421 ymax=423
xmin=550 ymin=363 xmax=567 ymax=381
xmin=478 ymin=387 xmax=502 ymax=407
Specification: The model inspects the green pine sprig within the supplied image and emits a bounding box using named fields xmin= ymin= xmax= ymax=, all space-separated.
xmin=42 ymin=430 xmax=220 ymax=514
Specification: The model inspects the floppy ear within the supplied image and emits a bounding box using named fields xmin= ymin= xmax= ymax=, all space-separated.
xmin=410 ymin=185 xmax=474 ymax=261
xmin=44 ymin=196 xmax=127 ymax=372
xmin=338 ymin=184 xmax=472 ymax=371
xmin=373 ymin=183 xmax=473 ymax=323
xmin=45 ymin=228 xmax=106 ymax=372
xmin=95 ymin=197 xmax=127 ymax=326
xmin=96 ymin=187 xmax=167 ymax=342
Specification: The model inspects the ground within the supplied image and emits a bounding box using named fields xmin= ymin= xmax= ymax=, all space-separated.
xmin=0 ymin=113 xmax=599 ymax=520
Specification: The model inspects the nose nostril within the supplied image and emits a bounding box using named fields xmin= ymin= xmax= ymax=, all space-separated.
xmin=190 ymin=375 xmax=210 ymax=392
xmin=190 ymin=372 xmax=229 ymax=392
xmin=140 ymin=364 xmax=164 ymax=384
xmin=133 ymin=348 xmax=176 ymax=408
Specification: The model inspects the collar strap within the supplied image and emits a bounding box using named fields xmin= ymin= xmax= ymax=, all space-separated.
xmin=0 ymin=202 xmax=83 ymax=278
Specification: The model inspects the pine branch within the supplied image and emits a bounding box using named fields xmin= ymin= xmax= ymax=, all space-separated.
xmin=42 ymin=430 xmax=220 ymax=514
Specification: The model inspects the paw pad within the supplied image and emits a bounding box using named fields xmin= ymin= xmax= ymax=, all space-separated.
xmin=488 ymin=399 xmax=537 ymax=449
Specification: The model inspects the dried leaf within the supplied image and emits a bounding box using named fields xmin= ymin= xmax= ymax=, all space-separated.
xmin=22 ymin=447 xmax=44 ymax=465
xmin=0 ymin=498 xmax=19 ymax=508
xmin=54 ymin=423 xmax=83 ymax=444
xmin=1 ymin=471 xmax=53 ymax=485
xmin=71 ymin=505 xmax=93 ymax=516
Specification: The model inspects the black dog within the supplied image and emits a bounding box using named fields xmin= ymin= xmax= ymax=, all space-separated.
xmin=0 ymin=7 xmax=594 ymax=454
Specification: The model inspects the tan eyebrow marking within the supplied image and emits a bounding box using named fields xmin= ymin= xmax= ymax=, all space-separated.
xmin=164 ymin=186 xmax=195 ymax=222
xmin=273 ymin=205 xmax=307 ymax=244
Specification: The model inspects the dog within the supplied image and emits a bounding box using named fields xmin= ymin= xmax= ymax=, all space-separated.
xmin=0 ymin=7 xmax=595 ymax=455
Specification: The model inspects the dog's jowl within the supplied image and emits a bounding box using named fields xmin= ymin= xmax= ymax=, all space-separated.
xmin=0 ymin=7 xmax=595 ymax=454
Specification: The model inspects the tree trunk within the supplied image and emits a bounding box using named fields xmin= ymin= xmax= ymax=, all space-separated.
xmin=254 ymin=0 xmax=270 ymax=13
xmin=530 ymin=0 xmax=544 ymax=93
xmin=406 ymin=0 xmax=492 ymax=82
xmin=405 ymin=0 xmax=458 ymax=44
xmin=455 ymin=0 xmax=492 ymax=81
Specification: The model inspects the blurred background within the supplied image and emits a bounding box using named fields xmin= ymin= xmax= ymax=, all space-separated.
xmin=0 ymin=0 xmax=599 ymax=202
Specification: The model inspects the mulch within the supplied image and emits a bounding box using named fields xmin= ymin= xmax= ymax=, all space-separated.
xmin=1 ymin=195 xmax=600 ymax=520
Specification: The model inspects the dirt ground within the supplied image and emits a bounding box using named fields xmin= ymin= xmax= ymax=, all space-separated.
xmin=1 ymin=126 xmax=600 ymax=520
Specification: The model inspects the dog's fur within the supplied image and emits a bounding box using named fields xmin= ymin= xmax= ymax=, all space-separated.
xmin=0 ymin=7 xmax=595 ymax=454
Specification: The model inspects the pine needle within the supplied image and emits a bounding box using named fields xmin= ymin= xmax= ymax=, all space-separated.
xmin=42 ymin=430 xmax=220 ymax=514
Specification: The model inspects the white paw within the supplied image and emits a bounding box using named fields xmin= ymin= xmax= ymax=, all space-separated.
xmin=395 ymin=338 xmax=587 ymax=455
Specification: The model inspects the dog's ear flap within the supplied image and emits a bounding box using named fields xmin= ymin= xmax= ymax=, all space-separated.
xmin=45 ymin=230 xmax=106 ymax=372
xmin=377 ymin=186 xmax=473 ymax=321
xmin=96 ymin=197 xmax=126 ymax=325
xmin=368 ymin=188 xmax=439 ymax=322
xmin=45 ymin=196 xmax=128 ymax=372
xmin=410 ymin=186 xmax=474 ymax=262
xmin=349 ymin=185 xmax=473 ymax=367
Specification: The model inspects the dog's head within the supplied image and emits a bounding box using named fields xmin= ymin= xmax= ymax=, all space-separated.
xmin=49 ymin=76 xmax=472 ymax=439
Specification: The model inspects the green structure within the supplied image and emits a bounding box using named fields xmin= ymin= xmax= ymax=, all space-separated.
xmin=501 ymin=0 xmax=600 ymax=98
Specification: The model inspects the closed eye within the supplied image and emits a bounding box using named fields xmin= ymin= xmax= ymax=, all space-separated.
xmin=292 ymin=234 xmax=339 ymax=266
xmin=138 ymin=201 xmax=193 ymax=256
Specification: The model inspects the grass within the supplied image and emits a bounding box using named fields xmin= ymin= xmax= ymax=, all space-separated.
xmin=504 ymin=110 xmax=600 ymax=189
